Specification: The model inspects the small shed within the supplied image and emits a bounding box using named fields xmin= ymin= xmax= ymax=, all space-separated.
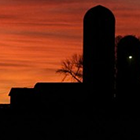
xmin=9 ymin=88 xmax=34 ymax=110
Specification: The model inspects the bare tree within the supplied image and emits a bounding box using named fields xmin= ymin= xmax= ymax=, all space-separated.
xmin=56 ymin=36 xmax=125 ymax=83
xmin=56 ymin=54 xmax=83 ymax=83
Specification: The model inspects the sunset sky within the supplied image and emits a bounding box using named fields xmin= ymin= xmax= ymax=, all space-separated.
xmin=0 ymin=0 xmax=140 ymax=103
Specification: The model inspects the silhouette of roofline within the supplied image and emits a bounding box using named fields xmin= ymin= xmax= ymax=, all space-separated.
xmin=9 ymin=87 xmax=34 ymax=96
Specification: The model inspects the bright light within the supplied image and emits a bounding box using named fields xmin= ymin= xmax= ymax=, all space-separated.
xmin=129 ymin=56 xmax=132 ymax=59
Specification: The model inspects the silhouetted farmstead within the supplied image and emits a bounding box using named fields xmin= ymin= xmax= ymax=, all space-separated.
xmin=7 ymin=5 xmax=140 ymax=114
xmin=8 ymin=5 xmax=116 ymax=113
xmin=1 ymin=4 xmax=140 ymax=140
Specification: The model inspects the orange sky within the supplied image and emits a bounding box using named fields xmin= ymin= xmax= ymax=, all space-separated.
xmin=0 ymin=0 xmax=140 ymax=103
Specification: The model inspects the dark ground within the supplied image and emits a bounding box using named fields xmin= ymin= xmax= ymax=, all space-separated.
xmin=0 ymin=104 xmax=140 ymax=140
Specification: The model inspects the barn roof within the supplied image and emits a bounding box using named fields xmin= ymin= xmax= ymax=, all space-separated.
xmin=9 ymin=88 xmax=34 ymax=96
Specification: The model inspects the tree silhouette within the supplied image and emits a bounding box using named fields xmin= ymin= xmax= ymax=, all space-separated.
xmin=56 ymin=54 xmax=83 ymax=83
